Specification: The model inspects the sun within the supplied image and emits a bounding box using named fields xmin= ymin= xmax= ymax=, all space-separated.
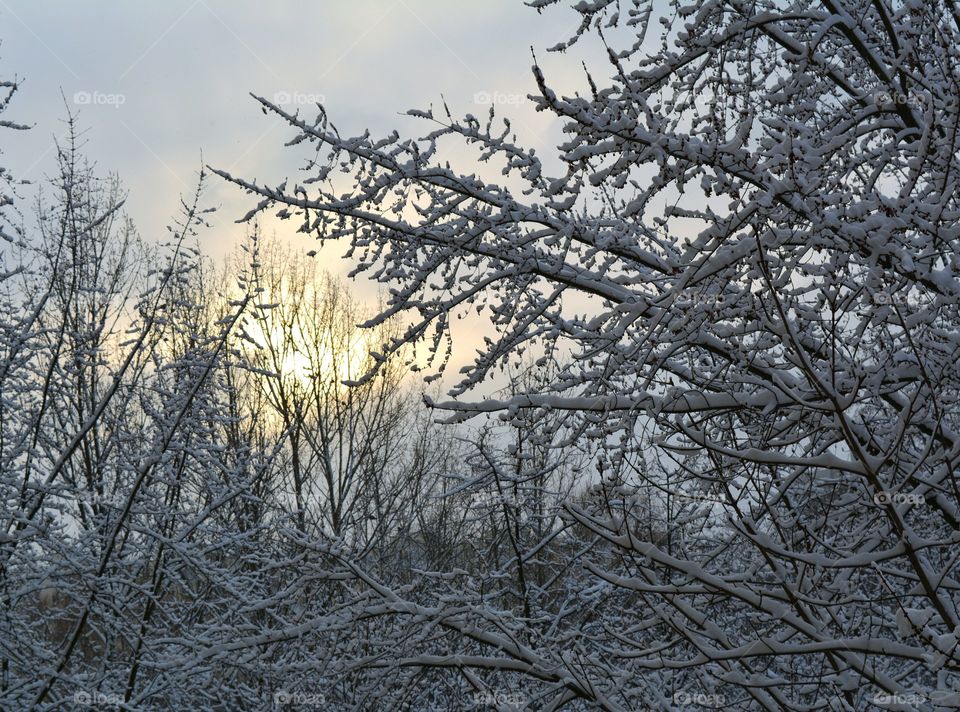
xmin=239 ymin=271 xmax=396 ymax=391
xmin=248 ymin=317 xmax=373 ymax=389
xmin=280 ymin=347 xmax=314 ymax=382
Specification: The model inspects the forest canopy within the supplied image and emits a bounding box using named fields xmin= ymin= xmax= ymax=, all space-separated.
xmin=3 ymin=1 xmax=960 ymax=710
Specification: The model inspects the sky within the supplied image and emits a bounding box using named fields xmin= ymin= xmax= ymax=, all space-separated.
xmin=0 ymin=1 xmax=593 ymax=258
xmin=0 ymin=0 xmax=607 ymax=391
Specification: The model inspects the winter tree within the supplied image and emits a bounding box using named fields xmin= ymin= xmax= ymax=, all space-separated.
xmin=216 ymin=0 xmax=960 ymax=708
xmin=0 ymin=118 xmax=455 ymax=705
xmin=235 ymin=233 xmax=439 ymax=547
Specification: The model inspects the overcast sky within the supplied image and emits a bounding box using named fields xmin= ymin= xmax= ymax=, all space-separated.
xmin=1 ymin=1 xmax=611 ymax=388
xmin=1 ymin=1 xmax=596 ymax=258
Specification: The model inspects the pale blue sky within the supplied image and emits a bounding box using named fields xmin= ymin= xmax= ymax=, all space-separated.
xmin=1 ymin=1 xmax=594 ymax=264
